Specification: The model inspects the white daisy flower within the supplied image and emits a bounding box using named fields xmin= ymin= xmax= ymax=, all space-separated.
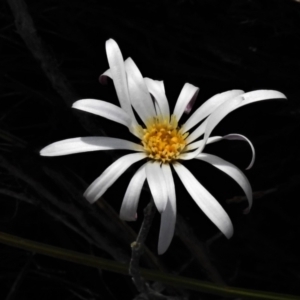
xmin=40 ymin=39 xmax=286 ymax=254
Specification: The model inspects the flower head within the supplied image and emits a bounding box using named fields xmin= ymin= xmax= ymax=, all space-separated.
xmin=40 ymin=39 xmax=286 ymax=254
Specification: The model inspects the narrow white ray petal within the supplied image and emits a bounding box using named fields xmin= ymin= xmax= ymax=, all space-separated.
xmin=84 ymin=153 xmax=146 ymax=204
xmin=158 ymin=164 xmax=176 ymax=254
xmin=99 ymin=68 xmax=112 ymax=85
xmin=182 ymin=95 xmax=243 ymax=159
xmin=238 ymin=90 xmax=287 ymax=108
xmin=173 ymin=83 xmax=199 ymax=122
xmin=105 ymin=39 xmax=136 ymax=121
xmin=196 ymin=153 xmax=253 ymax=211
xmin=124 ymin=58 xmax=156 ymax=124
xmin=182 ymin=90 xmax=244 ymax=133
xmin=158 ymin=81 xmax=165 ymax=94
xmin=198 ymin=95 xmax=243 ymax=152
xmin=144 ymin=77 xmax=170 ymax=117
xmin=173 ymin=162 xmax=233 ymax=238
xmin=145 ymin=162 xmax=168 ymax=213
xmin=161 ymin=164 xmax=176 ymax=207
xmin=73 ymin=99 xmax=141 ymax=139
xmin=185 ymin=119 xmax=207 ymax=145
xmin=180 ymin=132 xmax=221 ymax=160
xmin=72 ymin=99 xmax=132 ymax=127
xmin=222 ymin=134 xmax=255 ymax=170
xmin=120 ymin=164 xmax=146 ymax=221
xmin=184 ymin=136 xmax=223 ymax=152
xmin=154 ymin=101 xmax=162 ymax=116
xmin=40 ymin=137 xmax=144 ymax=157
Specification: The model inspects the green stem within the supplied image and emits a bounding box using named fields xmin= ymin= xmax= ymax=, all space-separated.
xmin=1 ymin=231 xmax=299 ymax=300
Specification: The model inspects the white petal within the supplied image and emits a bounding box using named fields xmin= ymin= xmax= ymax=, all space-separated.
xmin=180 ymin=134 xmax=221 ymax=160
xmin=99 ymin=68 xmax=112 ymax=85
xmin=158 ymin=80 xmax=165 ymax=94
xmin=144 ymin=77 xmax=170 ymax=117
xmin=120 ymin=164 xmax=146 ymax=221
xmin=184 ymin=136 xmax=223 ymax=152
xmin=158 ymin=164 xmax=176 ymax=254
xmin=184 ymin=95 xmax=244 ymax=159
xmin=182 ymin=90 xmax=244 ymax=133
xmin=40 ymin=137 xmax=144 ymax=156
xmin=173 ymin=162 xmax=233 ymax=239
xmin=200 ymin=90 xmax=286 ymax=152
xmin=124 ymin=58 xmax=156 ymax=124
xmin=201 ymin=95 xmax=243 ymax=147
xmin=222 ymin=134 xmax=255 ymax=170
xmin=238 ymin=90 xmax=287 ymax=108
xmin=72 ymin=99 xmax=132 ymax=128
xmin=185 ymin=119 xmax=207 ymax=145
xmin=196 ymin=153 xmax=252 ymax=211
xmin=84 ymin=152 xmax=146 ymax=204
xmin=161 ymin=164 xmax=176 ymax=208
xmin=105 ymin=39 xmax=136 ymax=121
xmin=173 ymin=83 xmax=199 ymax=122
xmin=145 ymin=161 xmax=168 ymax=213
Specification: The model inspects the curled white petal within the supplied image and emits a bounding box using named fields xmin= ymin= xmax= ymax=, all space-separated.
xmin=196 ymin=153 xmax=253 ymax=211
xmin=144 ymin=77 xmax=170 ymax=117
xmin=120 ymin=164 xmax=146 ymax=221
xmin=222 ymin=134 xmax=255 ymax=170
xmin=84 ymin=153 xmax=146 ymax=204
xmin=182 ymin=90 xmax=244 ymax=133
xmin=184 ymin=134 xmax=255 ymax=169
xmin=158 ymin=164 xmax=176 ymax=255
xmin=145 ymin=161 xmax=168 ymax=213
xmin=173 ymin=162 xmax=233 ymax=239
xmin=40 ymin=137 xmax=144 ymax=156
xmin=125 ymin=58 xmax=156 ymax=124
xmin=105 ymin=39 xmax=136 ymax=121
xmin=99 ymin=69 xmax=112 ymax=85
xmin=173 ymin=83 xmax=199 ymax=122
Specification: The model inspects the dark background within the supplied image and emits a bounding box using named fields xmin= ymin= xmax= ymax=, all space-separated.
xmin=1 ymin=0 xmax=300 ymax=299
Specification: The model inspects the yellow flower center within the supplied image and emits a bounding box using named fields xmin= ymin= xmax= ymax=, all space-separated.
xmin=141 ymin=115 xmax=188 ymax=163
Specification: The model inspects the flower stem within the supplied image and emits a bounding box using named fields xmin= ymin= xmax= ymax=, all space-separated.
xmin=129 ymin=200 xmax=156 ymax=294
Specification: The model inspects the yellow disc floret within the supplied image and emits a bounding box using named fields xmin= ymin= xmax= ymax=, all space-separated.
xmin=141 ymin=115 xmax=188 ymax=163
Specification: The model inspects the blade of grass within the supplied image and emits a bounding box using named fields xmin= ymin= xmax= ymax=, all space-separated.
xmin=1 ymin=231 xmax=299 ymax=300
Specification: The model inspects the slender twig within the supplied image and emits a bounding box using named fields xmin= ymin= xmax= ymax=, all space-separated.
xmin=129 ymin=200 xmax=156 ymax=294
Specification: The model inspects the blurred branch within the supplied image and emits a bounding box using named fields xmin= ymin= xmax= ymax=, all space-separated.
xmin=226 ymin=188 xmax=278 ymax=204
xmin=43 ymin=165 xmax=166 ymax=272
xmin=0 ymin=154 xmax=129 ymax=262
xmin=6 ymin=0 xmax=105 ymax=136
xmin=6 ymin=0 xmax=78 ymax=106
xmin=1 ymin=231 xmax=300 ymax=300
xmin=0 ymin=188 xmax=112 ymax=248
xmin=0 ymin=129 xmax=27 ymax=148
xmin=5 ymin=253 xmax=34 ymax=300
